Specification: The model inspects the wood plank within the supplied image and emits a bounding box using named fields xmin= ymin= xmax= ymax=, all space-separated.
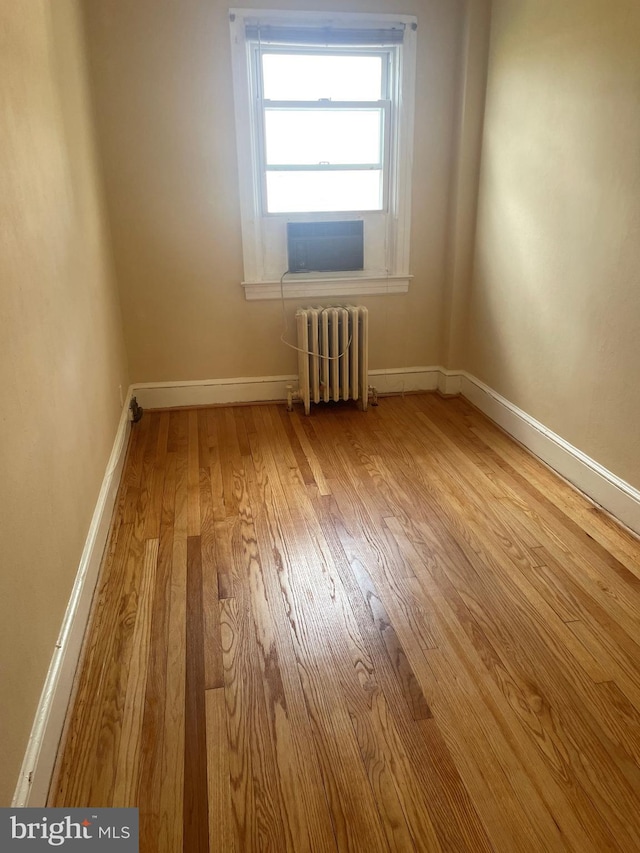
xmin=132 ymin=412 xmax=163 ymax=543
xmin=206 ymin=688 xmax=235 ymax=853
xmin=289 ymin=410 xmax=332 ymax=496
xmin=184 ymin=536 xmax=209 ymax=853
xmin=157 ymin=520 xmax=187 ymax=853
xmin=277 ymin=407 xmax=317 ymax=486
xmin=170 ymin=408 xmax=190 ymax=453
xmin=113 ymin=538 xmax=158 ymax=804
xmin=206 ymin=409 xmax=226 ymax=522
xmin=233 ymin=407 xmax=252 ymax=458
xmin=187 ymin=410 xmax=201 ymax=537
xmin=156 ymin=411 xmax=189 ymax=853
xmin=214 ymin=519 xmax=236 ymax=601
xmin=218 ymin=408 xmax=244 ymax=518
xmin=200 ymin=461 xmax=224 ymax=690
xmin=237 ymin=457 xmax=337 ymax=852
xmin=136 ymin=451 xmax=179 ymax=851
xmin=220 ymin=596 xmax=292 ymax=851
xmin=143 ymin=412 xmax=170 ymax=539
xmin=123 ymin=413 xmax=150 ymax=487
xmin=348 ymin=554 xmax=432 ymax=721
xmin=198 ymin=409 xmax=211 ymax=469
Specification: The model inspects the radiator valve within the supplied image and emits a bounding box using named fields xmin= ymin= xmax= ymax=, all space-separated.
xmin=286 ymin=384 xmax=300 ymax=412
xmin=129 ymin=396 xmax=144 ymax=423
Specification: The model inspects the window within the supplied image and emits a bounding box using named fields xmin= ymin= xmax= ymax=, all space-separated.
xmin=229 ymin=10 xmax=417 ymax=299
xmin=259 ymin=50 xmax=388 ymax=214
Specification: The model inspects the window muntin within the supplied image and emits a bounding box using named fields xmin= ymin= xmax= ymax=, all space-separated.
xmin=254 ymin=47 xmax=393 ymax=215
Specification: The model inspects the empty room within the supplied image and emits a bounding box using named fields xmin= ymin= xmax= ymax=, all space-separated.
xmin=2 ymin=0 xmax=640 ymax=850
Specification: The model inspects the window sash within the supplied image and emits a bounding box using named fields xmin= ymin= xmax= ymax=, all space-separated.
xmin=262 ymin=101 xmax=389 ymax=171
xmin=265 ymin=171 xmax=384 ymax=213
xmin=257 ymin=47 xmax=391 ymax=101
xmin=258 ymin=48 xmax=389 ymax=101
xmin=259 ymin=104 xmax=390 ymax=212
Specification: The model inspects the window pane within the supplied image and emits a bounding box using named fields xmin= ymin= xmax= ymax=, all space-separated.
xmin=265 ymin=109 xmax=382 ymax=166
xmin=266 ymin=170 xmax=383 ymax=213
xmin=262 ymin=53 xmax=383 ymax=101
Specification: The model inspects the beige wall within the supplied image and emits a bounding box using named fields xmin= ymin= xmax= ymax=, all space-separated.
xmin=0 ymin=0 xmax=129 ymax=804
xmin=466 ymin=0 xmax=640 ymax=489
xmin=83 ymin=0 xmax=466 ymax=383
xmin=442 ymin=0 xmax=491 ymax=369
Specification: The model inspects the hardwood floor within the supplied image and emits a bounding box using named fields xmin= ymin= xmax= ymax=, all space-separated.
xmin=50 ymin=394 xmax=640 ymax=852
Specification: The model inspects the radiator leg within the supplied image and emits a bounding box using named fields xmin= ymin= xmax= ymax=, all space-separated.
xmin=286 ymin=384 xmax=294 ymax=412
xmin=369 ymin=385 xmax=378 ymax=407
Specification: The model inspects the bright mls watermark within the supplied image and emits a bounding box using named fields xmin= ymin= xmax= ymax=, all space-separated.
xmin=0 ymin=808 xmax=138 ymax=850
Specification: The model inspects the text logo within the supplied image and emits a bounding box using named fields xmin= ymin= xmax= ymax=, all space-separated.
xmin=0 ymin=808 xmax=138 ymax=850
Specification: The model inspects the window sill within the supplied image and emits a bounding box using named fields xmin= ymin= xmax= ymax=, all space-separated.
xmin=242 ymin=274 xmax=412 ymax=301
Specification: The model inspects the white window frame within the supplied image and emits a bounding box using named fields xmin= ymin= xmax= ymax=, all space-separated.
xmin=229 ymin=9 xmax=417 ymax=301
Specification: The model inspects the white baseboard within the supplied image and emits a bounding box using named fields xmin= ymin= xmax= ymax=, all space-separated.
xmin=132 ymin=367 xmax=446 ymax=410
xmin=12 ymin=396 xmax=133 ymax=808
xmin=132 ymin=375 xmax=298 ymax=410
xmin=369 ymin=367 xmax=441 ymax=394
xmin=459 ymin=372 xmax=640 ymax=537
xmin=437 ymin=369 xmax=463 ymax=397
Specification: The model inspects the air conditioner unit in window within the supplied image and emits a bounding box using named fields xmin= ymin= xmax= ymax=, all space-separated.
xmin=287 ymin=221 xmax=364 ymax=274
